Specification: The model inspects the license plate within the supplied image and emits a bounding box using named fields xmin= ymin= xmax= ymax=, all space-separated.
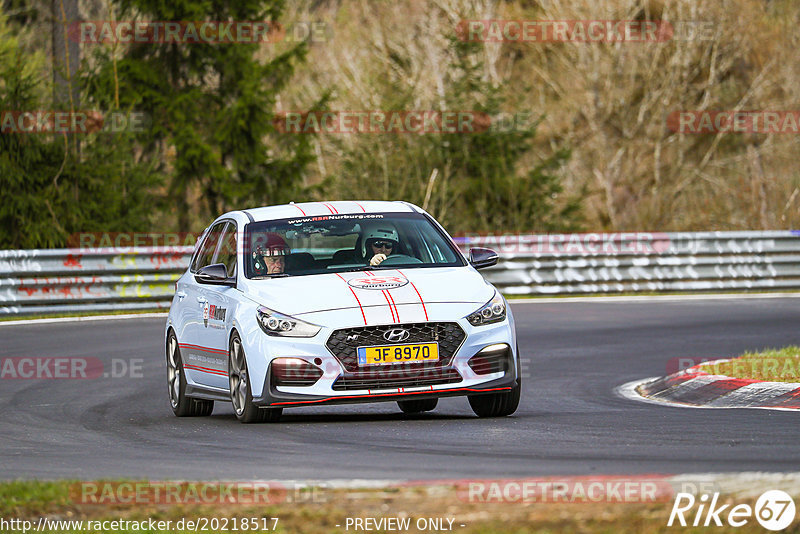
xmin=357 ymin=343 xmax=439 ymax=366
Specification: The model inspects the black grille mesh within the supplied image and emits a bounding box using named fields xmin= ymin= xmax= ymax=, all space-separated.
xmin=326 ymin=322 xmax=466 ymax=372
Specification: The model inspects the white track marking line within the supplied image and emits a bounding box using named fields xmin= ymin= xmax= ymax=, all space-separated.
xmin=511 ymin=292 xmax=800 ymax=304
xmin=0 ymin=312 xmax=168 ymax=327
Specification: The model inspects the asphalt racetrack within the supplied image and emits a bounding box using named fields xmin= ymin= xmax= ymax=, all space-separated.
xmin=2 ymin=297 xmax=799 ymax=481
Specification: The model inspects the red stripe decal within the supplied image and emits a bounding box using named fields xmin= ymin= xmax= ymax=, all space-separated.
xmin=397 ymin=269 xmax=428 ymax=321
xmin=272 ymin=387 xmax=514 ymax=406
xmin=335 ymin=273 xmax=368 ymax=325
xmin=354 ymin=202 xmax=366 ymax=213
xmin=382 ymin=290 xmax=397 ymax=322
xmin=183 ymin=364 xmax=227 ymax=376
xmin=179 ymin=343 xmax=228 ymax=355
xmin=320 ymin=203 xmax=335 ymax=214
xmin=294 ymin=204 xmax=307 ymax=216
xmin=385 ymin=289 xmax=400 ymax=322
xmin=328 ymin=203 xmax=339 ymax=214
xmin=184 ymin=364 xmax=228 ymax=376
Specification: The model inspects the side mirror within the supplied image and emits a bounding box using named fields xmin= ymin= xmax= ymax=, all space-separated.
xmin=469 ymin=247 xmax=499 ymax=270
xmin=195 ymin=263 xmax=235 ymax=286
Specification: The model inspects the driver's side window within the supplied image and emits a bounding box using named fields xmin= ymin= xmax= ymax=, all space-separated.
xmin=215 ymin=222 xmax=238 ymax=277
xmin=190 ymin=222 xmax=226 ymax=273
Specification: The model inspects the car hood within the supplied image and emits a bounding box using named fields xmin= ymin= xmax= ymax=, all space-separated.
xmin=242 ymin=266 xmax=494 ymax=319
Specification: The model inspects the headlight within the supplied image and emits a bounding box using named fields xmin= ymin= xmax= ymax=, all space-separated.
xmin=466 ymin=291 xmax=506 ymax=326
xmin=257 ymin=306 xmax=321 ymax=337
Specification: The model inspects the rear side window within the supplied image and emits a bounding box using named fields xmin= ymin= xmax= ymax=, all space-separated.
xmin=215 ymin=222 xmax=238 ymax=277
xmin=191 ymin=222 xmax=226 ymax=272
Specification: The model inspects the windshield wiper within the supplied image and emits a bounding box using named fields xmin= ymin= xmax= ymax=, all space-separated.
xmin=250 ymin=273 xmax=290 ymax=279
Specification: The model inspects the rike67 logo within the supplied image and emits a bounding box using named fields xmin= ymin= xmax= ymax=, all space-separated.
xmin=668 ymin=490 xmax=796 ymax=531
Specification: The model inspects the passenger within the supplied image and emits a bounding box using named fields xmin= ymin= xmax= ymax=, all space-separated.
xmin=253 ymin=233 xmax=289 ymax=275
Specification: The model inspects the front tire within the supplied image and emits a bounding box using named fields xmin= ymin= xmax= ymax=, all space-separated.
xmin=467 ymin=380 xmax=520 ymax=417
xmin=228 ymin=332 xmax=282 ymax=423
xmin=166 ymin=332 xmax=214 ymax=417
xmin=398 ymin=398 xmax=438 ymax=414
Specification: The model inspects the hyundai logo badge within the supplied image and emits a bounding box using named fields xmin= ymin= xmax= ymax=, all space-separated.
xmin=384 ymin=328 xmax=410 ymax=342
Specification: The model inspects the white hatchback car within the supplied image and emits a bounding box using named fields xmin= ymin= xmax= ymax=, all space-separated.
xmin=165 ymin=201 xmax=520 ymax=423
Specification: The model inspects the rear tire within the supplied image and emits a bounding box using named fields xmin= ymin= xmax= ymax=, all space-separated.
xmin=467 ymin=380 xmax=520 ymax=417
xmin=228 ymin=332 xmax=282 ymax=423
xmin=166 ymin=332 xmax=214 ymax=417
xmin=397 ymin=398 xmax=438 ymax=414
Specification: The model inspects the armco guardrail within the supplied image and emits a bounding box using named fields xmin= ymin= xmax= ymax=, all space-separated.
xmin=454 ymin=231 xmax=800 ymax=295
xmin=0 ymin=247 xmax=193 ymax=316
xmin=1 ymin=231 xmax=798 ymax=315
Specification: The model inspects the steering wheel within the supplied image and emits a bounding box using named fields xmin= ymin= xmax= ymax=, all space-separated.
xmin=379 ymin=254 xmax=422 ymax=266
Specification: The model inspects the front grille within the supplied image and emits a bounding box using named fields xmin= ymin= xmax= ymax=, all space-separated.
xmin=332 ymin=367 xmax=462 ymax=391
xmin=326 ymin=322 xmax=466 ymax=373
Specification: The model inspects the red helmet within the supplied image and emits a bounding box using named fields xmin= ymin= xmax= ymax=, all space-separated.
xmin=254 ymin=233 xmax=289 ymax=257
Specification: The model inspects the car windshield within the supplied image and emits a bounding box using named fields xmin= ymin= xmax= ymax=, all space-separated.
xmin=243 ymin=212 xmax=465 ymax=278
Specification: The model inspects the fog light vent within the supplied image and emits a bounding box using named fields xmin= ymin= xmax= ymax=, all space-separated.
xmin=271 ymin=358 xmax=323 ymax=386
xmin=467 ymin=344 xmax=511 ymax=375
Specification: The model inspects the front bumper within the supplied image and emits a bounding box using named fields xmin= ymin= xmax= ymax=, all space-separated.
xmin=249 ymin=318 xmax=519 ymax=408
xmin=254 ymin=373 xmax=518 ymax=407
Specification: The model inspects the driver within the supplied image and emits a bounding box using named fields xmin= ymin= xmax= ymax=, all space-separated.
xmin=363 ymin=226 xmax=399 ymax=267
xmin=252 ymin=233 xmax=289 ymax=275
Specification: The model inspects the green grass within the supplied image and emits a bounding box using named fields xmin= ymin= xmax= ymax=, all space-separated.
xmin=0 ymin=481 xmax=71 ymax=516
xmin=699 ymin=346 xmax=800 ymax=382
